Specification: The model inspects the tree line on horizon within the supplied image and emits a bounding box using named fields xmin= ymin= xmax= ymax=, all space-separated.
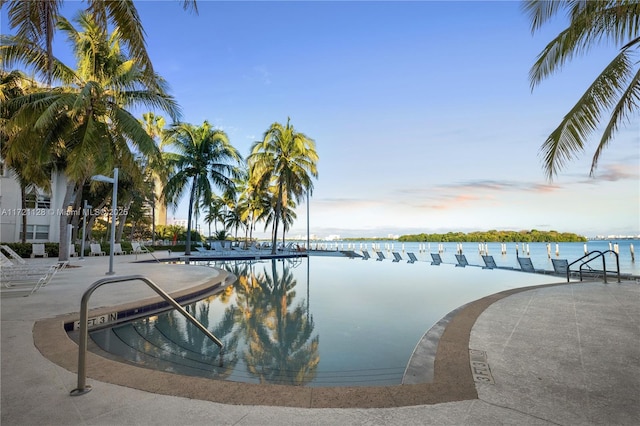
xmin=398 ymin=230 xmax=587 ymax=243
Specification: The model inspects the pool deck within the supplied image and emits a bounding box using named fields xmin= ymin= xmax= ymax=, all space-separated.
xmin=1 ymin=252 xmax=639 ymax=425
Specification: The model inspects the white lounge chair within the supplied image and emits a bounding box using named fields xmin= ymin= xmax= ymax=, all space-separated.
xmin=1 ymin=245 xmax=27 ymax=265
xmin=90 ymin=244 xmax=105 ymax=256
xmin=30 ymin=243 xmax=48 ymax=258
xmin=113 ymin=243 xmax=128 ymax=255
xmin=392 ymin=252 xmax=402 ymax=262
xmin=131 ymin=242 xmax=149 ymax=254
xmin=455 ymin=254 xmax=469 ymax=267
xmin=1 ymin=259 xmax=62 ymax=296
xmin=407 ymin=252 xmax=418 ymax=263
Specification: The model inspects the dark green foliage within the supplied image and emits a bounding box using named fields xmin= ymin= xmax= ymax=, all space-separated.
xmin=398 ymin=230 xmax=587 ymax=243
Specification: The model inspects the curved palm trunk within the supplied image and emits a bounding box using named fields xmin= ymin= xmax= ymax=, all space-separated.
xmin=115 ymin=198 xmax=133 ymax=242
xmin=185 ymin=178 xmax=197 ymax=255
xmin=58 ymin=181 xmax=76 ymax=261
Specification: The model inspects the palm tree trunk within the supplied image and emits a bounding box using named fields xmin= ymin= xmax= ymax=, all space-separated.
xmin=271 ymin=184 xmax=283 ymax=254
xmin=116 ymin=198 xmax=133 ymax=242
xmin=185 ymin=179 xmax=197 ymax=255
xmin=20 ymin=184 xmax=27 ymax=243
xmin=58 ymin=181 xmax=76 ymax=261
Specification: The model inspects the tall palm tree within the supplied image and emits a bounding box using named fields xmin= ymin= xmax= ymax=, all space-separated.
xmin=162 ymin=121 xmax=242 ymax=255
xmin=2 ymin=0 xmax=198 ymax=85
xmin=524 ymin=0 xmax=640 ymax=179
xmin=139 ymin=112 xmax=167 ymax=244
xmin=2 ymin=12 xmax=180 ymax=260
xmin=248 ymin=118 xmax=318 ymax=254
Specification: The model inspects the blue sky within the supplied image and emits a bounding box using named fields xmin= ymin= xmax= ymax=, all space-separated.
xmin=4 ymin=1 xmax=639 ymax=239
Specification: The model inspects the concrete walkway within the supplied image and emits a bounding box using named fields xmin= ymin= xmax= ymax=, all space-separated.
xmin=1 ymin=253 xmax=639 ymax=425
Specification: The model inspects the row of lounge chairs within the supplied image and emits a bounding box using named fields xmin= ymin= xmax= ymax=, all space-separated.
xmin=88 ymin=242 xmax=150 ymax=256
xmin=358 ymin=250 xmax=570 ymax=275
xmin=1 ymin=245 xmax=67 ymax=297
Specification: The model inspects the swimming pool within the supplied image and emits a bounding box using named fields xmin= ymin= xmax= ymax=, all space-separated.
xmin=89 ymin=255 xmax=564 ymax=387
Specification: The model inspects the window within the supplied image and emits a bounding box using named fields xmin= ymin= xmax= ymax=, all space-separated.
xmin=25 ymin=194 xmax=51 ymax=209
xmin=19 ymin=225 xmax=50 ymax=241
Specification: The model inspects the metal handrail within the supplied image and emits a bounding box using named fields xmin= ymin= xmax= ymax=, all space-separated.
xmin=70 ymin=274 xmax=223 ymax=396
xmin=567 ymin=250 xmax=620 ymax=284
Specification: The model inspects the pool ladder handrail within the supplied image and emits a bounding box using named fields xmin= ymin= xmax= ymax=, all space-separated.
xmin=70 ymin=274 xmax=224 ymax=396
xmin=567 ymin=250 xmax=620 ymax=283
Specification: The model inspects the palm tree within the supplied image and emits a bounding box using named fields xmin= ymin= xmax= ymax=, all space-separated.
xmin=2 ymin=12 xmax=180 ymax=260
xmin=139 ymin=112 xmax=167 ymax=244
xmin=524 ymin=0 xmax=640 ymax=179
xmin=3 ymin=0 xmax=197 ymax=85
xmin=162 ymin=121 xmax=242 ymax=255
xmin=0 ymin=70 xmax=51 ymax=243
xmin=248 ymin=118 xmax=318 ymax=254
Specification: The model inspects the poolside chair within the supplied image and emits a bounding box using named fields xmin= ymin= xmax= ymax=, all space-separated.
xmin=1 ymin=245 xmax=27 ymax=265
xmin=375 ymin=251 xmax=385 ymax=261
xmin=1 ymin=261 xmax=61 ymax=296
xmin=430 ymin=253 xmax=442 ymax=265
xmin=551 ymin=259 xmax=569 ymax=275
xmin=90 ymin=244 xmax=106 ymax=256
xmin=30 ymin=243 xmax=48 ymax=258
xmin=361 ymin=250 xmax=371 ymax=260
xmin=407 ymin=252 xmax=418 ymax=264
xmin=131 ymin=242 xmax=150 ymax=254
xmin=113 ymin=243 xmax=128 ymax=255
xmin=455 ymin=254 xmax=469 ymax=267
xmin=392 ymin=252 xmax=402 ymax=262
xmin=482 ymin=255 xmax=498 ymax=269
xmin=517 ymin=257 xmax=536 ymax=273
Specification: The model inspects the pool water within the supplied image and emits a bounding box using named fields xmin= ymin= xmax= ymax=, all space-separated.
xmin=90 ymin=256 xmax=563 ymax=387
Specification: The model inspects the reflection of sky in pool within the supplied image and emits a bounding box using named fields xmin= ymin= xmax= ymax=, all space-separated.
xmin=91 ymin=256 xmax=563 ymax=387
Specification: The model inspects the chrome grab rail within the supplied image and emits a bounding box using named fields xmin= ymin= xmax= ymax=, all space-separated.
xmin=70 ymin=274 xmax=223 ymax=396
xmin=567 ymin=250 xmax=620 ymax=284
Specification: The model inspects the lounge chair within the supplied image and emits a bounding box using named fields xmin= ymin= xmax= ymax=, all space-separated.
xmin=455 ymin=254 xmax=469 ymax=267
xmin=361 ymin=250 xmax=371 ymax=260
xmin=131 ymin=242 xmax=150 ymax=254
xmin=1 ymin=245 xmax=27 ymax=265
xmin=30 ymin=243 xmax=48 ymax=258
xmin=90 ymin=244 xmax=106 ymax=256
xmin=430 ymin=253 xmax=442 ymax=265
xmin=113 ymin=243 xmax=128 ymax=255
xmin=375 ymin=251 xmax=385 ymax=261
xmin=1 ymin=259 xmax=62 ymax=296
xmin=482 ymin=255 xmax=498 ymax=269
xmin=392 ymin=252 xmax=402 ymax=262
xmin=551 ymin=258 xmax=569 ymax=275
xmin=517 ymin=257 xmax=536 ymax=273
xmin=407 ymin=252 xmax=418 ymax=263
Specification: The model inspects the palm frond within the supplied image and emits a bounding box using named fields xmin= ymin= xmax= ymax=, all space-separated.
xmin=539 ymin=50 xmax=636 ymax=179
xmin=591 ymin=65 xmax=640 ymax=175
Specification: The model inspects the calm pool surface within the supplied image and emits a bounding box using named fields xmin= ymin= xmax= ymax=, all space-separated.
xmin=91 ymin=256 xmax=563 ymax=386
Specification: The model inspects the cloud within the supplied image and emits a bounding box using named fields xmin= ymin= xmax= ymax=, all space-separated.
xmin=591 ymin=163 xmax=639 ymax=182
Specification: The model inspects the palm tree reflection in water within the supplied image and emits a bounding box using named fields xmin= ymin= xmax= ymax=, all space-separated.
xmin=156 ymin=258 xmax=319 ymax=385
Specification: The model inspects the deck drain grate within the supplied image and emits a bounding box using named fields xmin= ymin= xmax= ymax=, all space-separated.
xmin=469 ymin=349 xmax=495 ymax=384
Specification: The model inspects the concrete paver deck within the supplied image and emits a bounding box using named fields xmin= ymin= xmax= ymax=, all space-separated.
xmin=1 ymin=253 xmax=639 ymax=425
